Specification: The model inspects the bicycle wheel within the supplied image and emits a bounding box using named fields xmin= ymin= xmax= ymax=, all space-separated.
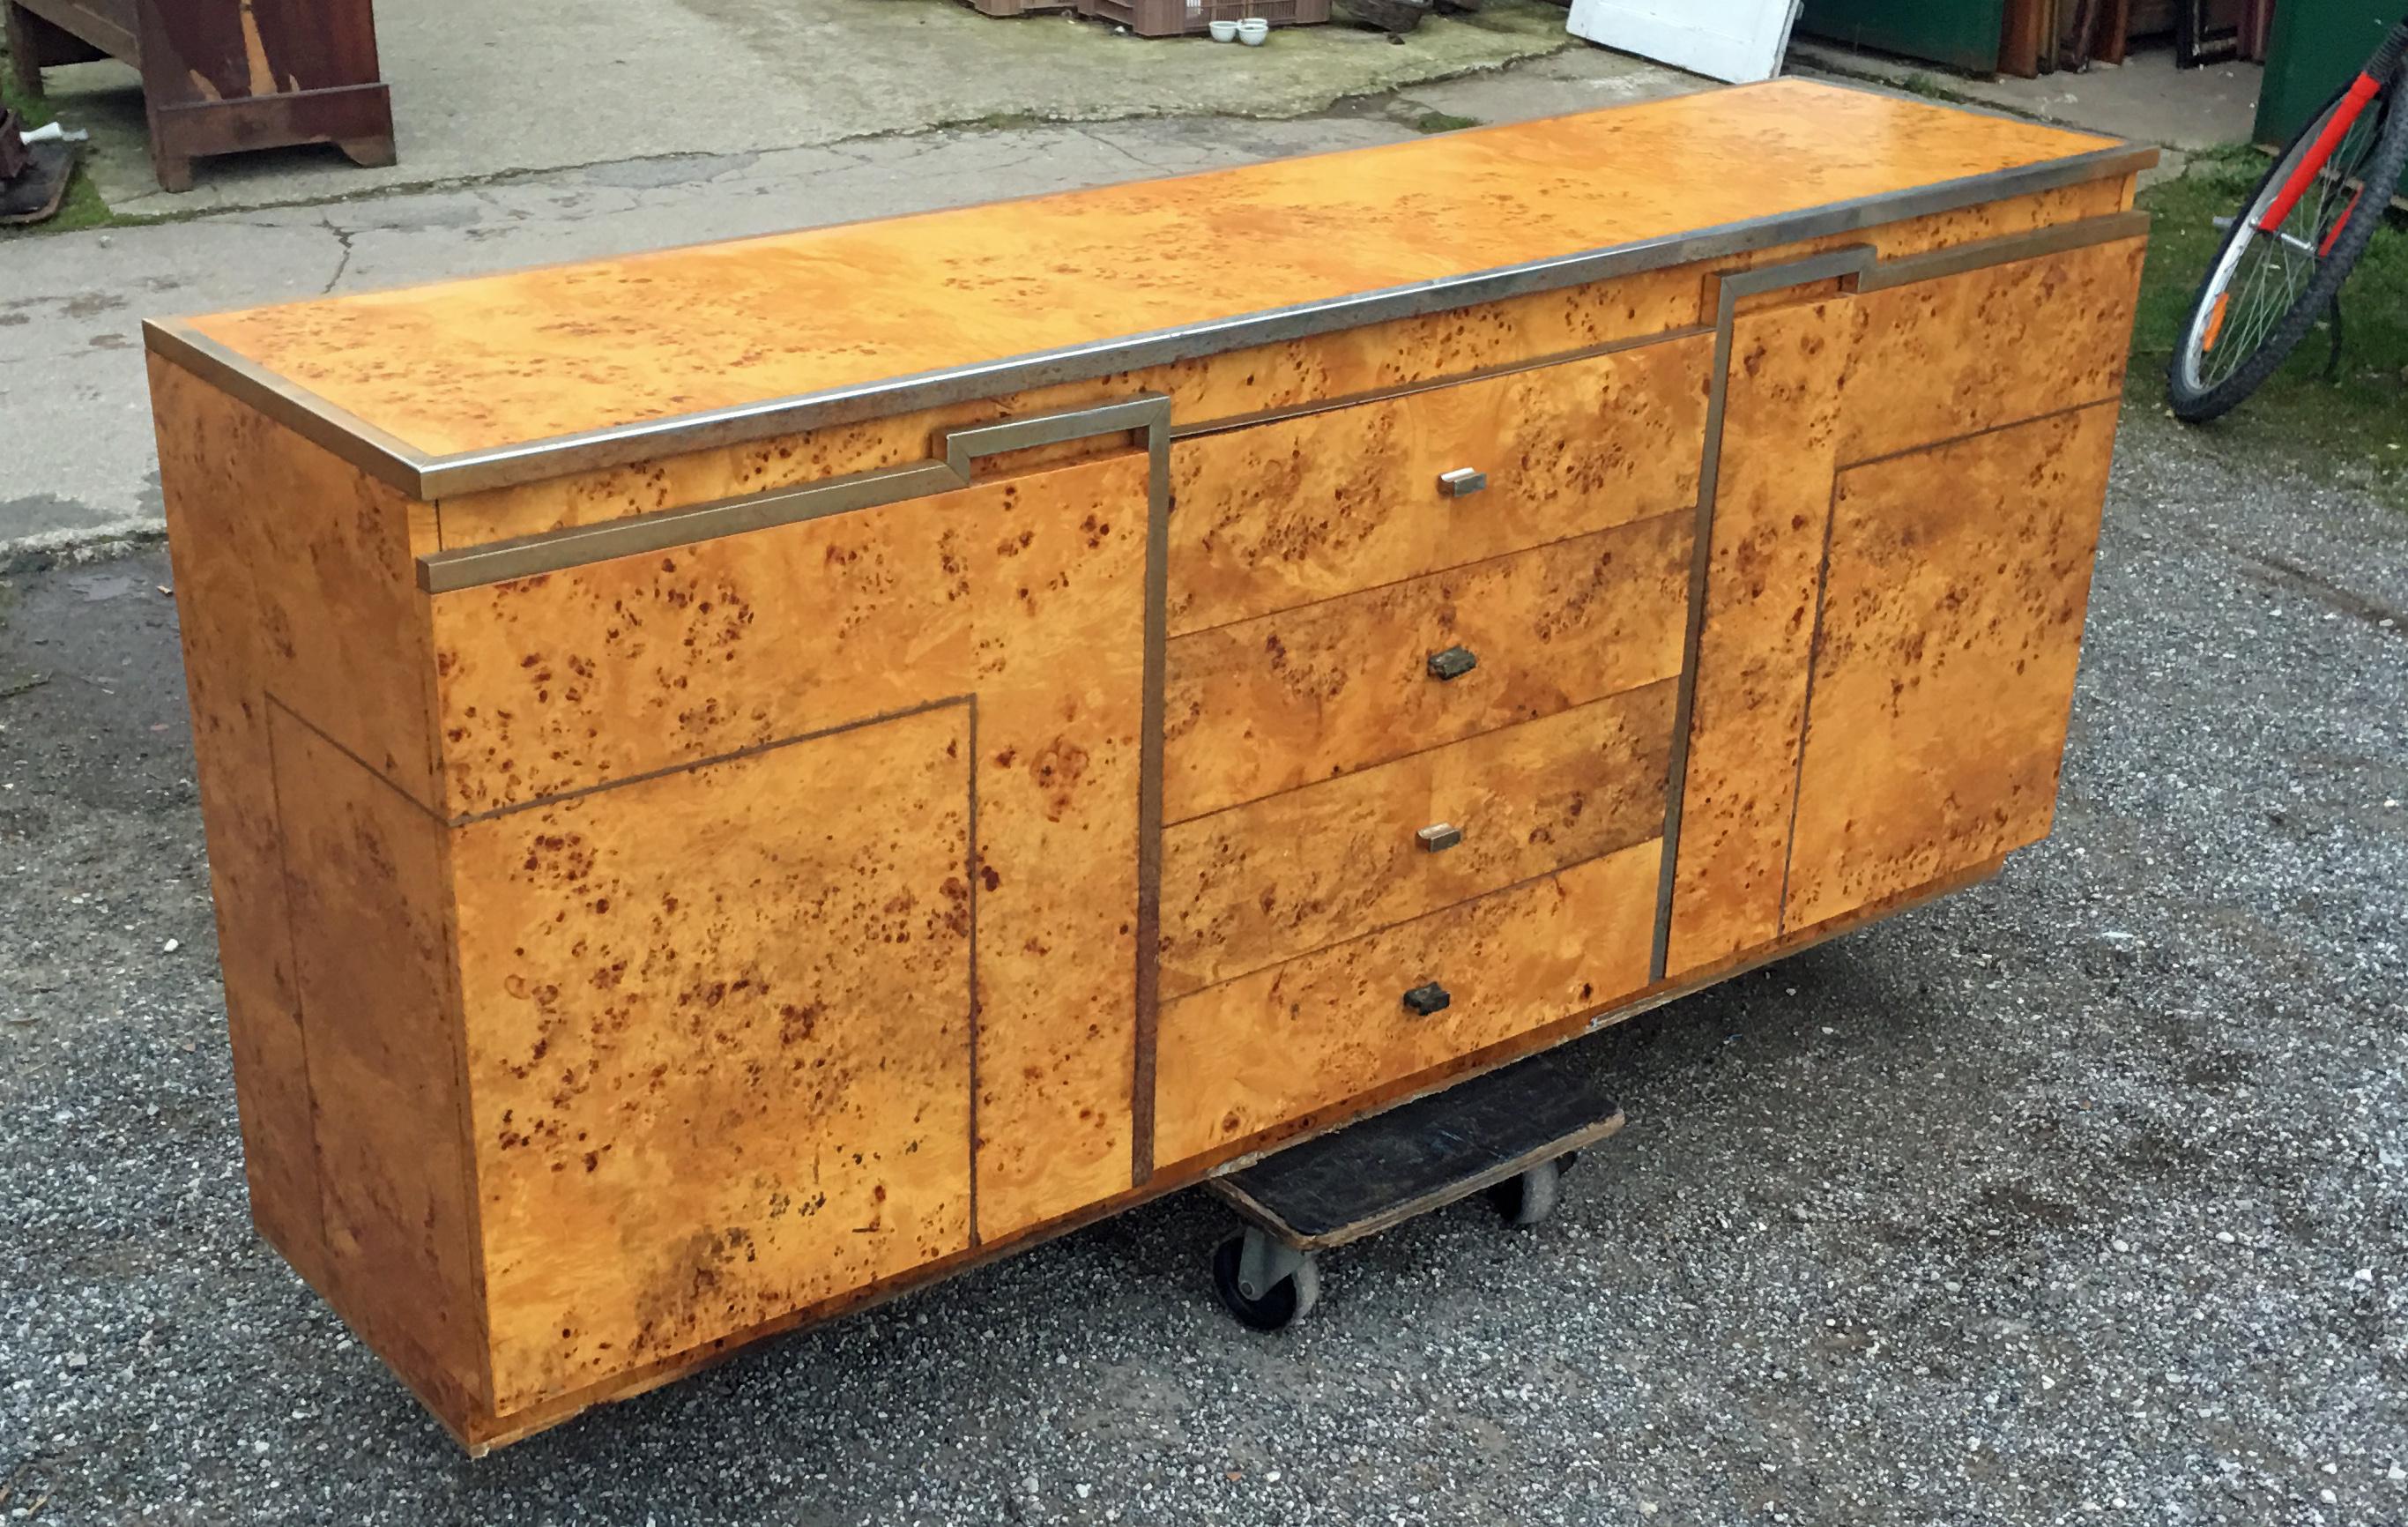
xmin=2168 ymin=42 xmax=2408 ymax=422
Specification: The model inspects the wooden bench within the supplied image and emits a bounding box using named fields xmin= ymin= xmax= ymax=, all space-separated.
xmin=142 ymin=79 xmax=2152 ymax=1451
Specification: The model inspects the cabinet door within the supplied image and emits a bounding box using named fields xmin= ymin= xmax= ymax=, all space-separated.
xmin=431 ymin=450 xmax=1153 ymax=1246
xmin=1663 ymin=294 xmax=1858 ymax=978
xmin=454 ymin=705 xmax=977 ymax=1412
xmin=1782 ymin=403 xmax=2118 ymax=929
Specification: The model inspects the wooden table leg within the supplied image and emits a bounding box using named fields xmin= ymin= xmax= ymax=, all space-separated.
xmin=338 ymin=132 xmax=397 ymax=170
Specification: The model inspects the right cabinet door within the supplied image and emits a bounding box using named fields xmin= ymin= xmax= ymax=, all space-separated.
xmin=1781 ymin=399 xmax=2118 ymax=930
xmin=1780 ymin=235 xmax=2143 ymax=931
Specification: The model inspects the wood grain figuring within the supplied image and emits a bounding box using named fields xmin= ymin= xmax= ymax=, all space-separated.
xmin=430 ymin=451 xmax=1150 ymax=1240
xmin=1164 ymin=511 xmax=1692 ymax=822
xmin=150 ymin=357 xmax=325 ymax=1288
xmin=150 ymin=353 xmax=457 ymax=1407
xmin=450 ymin=707 xmax=975 ymax=1412
xmin=1159 ymin=683 xmax=1675 ymax=997
xmin=144 ymin=89 xmax=2152 ymax=1450
xmin=1784 ymin=404 xmax=2119 ymax=931
xmin=182 ymin=81 xmax=2127 ymax=458
xmin=422 ymin=183 xmax=2131 ymax=555
xmin=1664 ymin=298 xmax=1857 ymax=978
xmin=431 ymin=267 xmax=1712 ymax=551
xmin=269 ymin=707 xmax=487 ymax=1422
xmin=149 ymin=357 xmax=443 ymax=807
xmin=1166 ymin=336 xmax=1709 ymax=636
xmin=1154 ymin=840 xmax=1660 ymax=1167
xmin=1836 ymin=237 xmax=2145 ymax=465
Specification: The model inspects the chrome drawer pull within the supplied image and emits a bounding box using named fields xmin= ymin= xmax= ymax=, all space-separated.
xmin=1416 ymin=823 xmax=1462 ymax=853
xmin=1426 ymin=644 xmax=1477 ymax=682
xmin=1401 ymin=982 xmax=1452 ymax=1017
xmin=1438 ymin=467 xmax=1488 ymax=498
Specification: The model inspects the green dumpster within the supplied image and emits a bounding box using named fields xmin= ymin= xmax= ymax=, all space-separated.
xmin=2256 ymin=0 xmax=2402 ymax=144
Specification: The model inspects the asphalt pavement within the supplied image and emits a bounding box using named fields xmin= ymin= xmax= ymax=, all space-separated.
xmin=1 ymin=411 xmax=2403 ymax=1523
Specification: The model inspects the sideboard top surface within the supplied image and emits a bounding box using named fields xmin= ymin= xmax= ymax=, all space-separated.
xmin=145 ymin=79 xmax=2143 ymax=495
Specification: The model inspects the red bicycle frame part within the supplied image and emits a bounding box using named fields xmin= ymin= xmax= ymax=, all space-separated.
xmin=2257 ymin=71 xmax=2384 ymax=235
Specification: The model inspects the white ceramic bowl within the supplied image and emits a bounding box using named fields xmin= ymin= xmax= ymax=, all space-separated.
xmin=1208 ymin=18 xmax=1239 ymax=39
xmin=1237 ymin=15 xmax=1268 ymax=41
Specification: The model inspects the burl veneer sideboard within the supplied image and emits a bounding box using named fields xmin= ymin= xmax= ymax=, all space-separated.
xmin=145 ymin=79 xmax=2152 ymax=1450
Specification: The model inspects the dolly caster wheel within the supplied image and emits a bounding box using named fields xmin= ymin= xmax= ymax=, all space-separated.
xmin=1212 ymin=1228 xmax=1320 ymax=1331
xmin=1487 ymin=1156 xmax=1564 ymax=1227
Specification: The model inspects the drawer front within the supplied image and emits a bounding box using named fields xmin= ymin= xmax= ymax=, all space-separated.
xmin=1836 ymin=236 xmax=2143 ymax=466
xmin=1165 ymin=332 xmax=1712 ymax=637
xmin=1155 ymin=840 xmax=1661 ymax=1167
xmin=1159 ymin=682 xmax=1675 ymax=998
xmin=1164 ymin=510 xmax=1691 ymax=823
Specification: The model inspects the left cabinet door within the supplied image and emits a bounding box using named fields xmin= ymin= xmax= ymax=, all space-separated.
xmin=452 ymin=704 xmax=977 ymax=1412
xmin=427 ymin=443 xmax=1155 ymax=1413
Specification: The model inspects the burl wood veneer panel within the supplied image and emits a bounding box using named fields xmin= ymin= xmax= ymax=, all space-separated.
xmin=423 ymin=183 xmax=2130 ymax=555
xmin=1835 ymin=237 xmax=2145 ymax=466
xmin=185 ymin=81 xmax=2124 ymax=460
xmin=1664 ymin=298 xmax=1857 ymax=979
xmin=268 ymin=708 xmax=487 ymax=1423
xmin=431 ymin=452 xmax=1150 ymax=1239
xmin=1165 ymin=335 xmax=1711 ymax=636
xmin=1155 ymin=839 xmax=1661 ymax=1167
xmin=1159 ymin=682 xmax=1675 ymax=998
xmin=148 ymin=355 xmax=446 ymax=1307
xmin=450 ymin=706 xmax=976 ymax=1412
xmin=1785 ymin=403 xmax=2119 ymax=930
xmin=1165 ymin=510 xmax=1693 ymax=823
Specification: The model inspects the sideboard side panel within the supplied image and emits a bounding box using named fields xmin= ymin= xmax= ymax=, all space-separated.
xmin=269 ymin=709 xmax=490 ymax=1425
xmin=150 ymin=354 xmax=469 ymax=1421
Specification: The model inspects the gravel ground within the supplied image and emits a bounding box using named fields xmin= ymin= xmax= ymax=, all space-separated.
xmin=1 ymin=413 xmax=2403 ymax=1524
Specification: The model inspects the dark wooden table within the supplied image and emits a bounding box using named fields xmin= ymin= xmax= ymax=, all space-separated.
xmin=4 ymin=0 xmax=393 ymax=191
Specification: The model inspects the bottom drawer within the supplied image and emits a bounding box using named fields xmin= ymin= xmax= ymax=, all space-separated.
xmin=1153 ymin=838 xmax=1661 ymax=1167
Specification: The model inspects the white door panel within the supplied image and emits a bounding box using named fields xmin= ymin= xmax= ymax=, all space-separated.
xmin=1564 ymin=0 xmax=1802 ymax=84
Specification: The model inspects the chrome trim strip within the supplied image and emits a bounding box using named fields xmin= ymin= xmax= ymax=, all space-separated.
xmin=417 ymin=394 xmax=1172 ymax=592
xmin=415 ymin=460 xmax=963 ymax=593
xmin=1650 ymin=245 xmax=1879 ymax=985
xmin=145 ymin=320 xmax=441 ymax=490
xmin=145 ymin=143 xmax=2152 ymax=501
xmin=1132 ymin=409 xmax=1171 ymax=1186
xmin=1854 ymin=207 xmax=2152 ymax=292
xmin=1165 ymin=325 xmax=1718 ymax=441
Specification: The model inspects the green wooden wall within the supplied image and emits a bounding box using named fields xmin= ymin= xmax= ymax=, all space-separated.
xmin=1796 ymin=0 xmax=2007 ymax=73
xmin=2256 ymin=0 xmax=2403 ymax=144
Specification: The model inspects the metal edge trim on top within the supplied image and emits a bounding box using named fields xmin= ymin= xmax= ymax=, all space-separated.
xmin=139 ymin=141 xmax=2156 ymax=503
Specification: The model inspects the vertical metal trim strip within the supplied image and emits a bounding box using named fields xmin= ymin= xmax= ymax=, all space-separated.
xmin=1649 ymin=247 xmax=1877 ymax=984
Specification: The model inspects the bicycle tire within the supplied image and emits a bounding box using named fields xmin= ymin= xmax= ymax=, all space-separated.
xmin=2166 ymin=65 xmax=2408 ymax=422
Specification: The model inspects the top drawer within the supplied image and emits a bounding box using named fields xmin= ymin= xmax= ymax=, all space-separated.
xmin=1165 ymin=333 xmax=1713 ymax=637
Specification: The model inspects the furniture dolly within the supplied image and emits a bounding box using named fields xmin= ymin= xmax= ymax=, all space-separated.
xmin=143 ymin=79 xmax=2152 ymax=1450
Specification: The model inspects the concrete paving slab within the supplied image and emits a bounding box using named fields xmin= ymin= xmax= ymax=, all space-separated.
xmin=34 ymin=0 xmax=1579 ymax=214
xmin=1791 ymin=39 xmax=2263 ymax=153
xmin=1388 ymin=41 xmax=1703 ymax=123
